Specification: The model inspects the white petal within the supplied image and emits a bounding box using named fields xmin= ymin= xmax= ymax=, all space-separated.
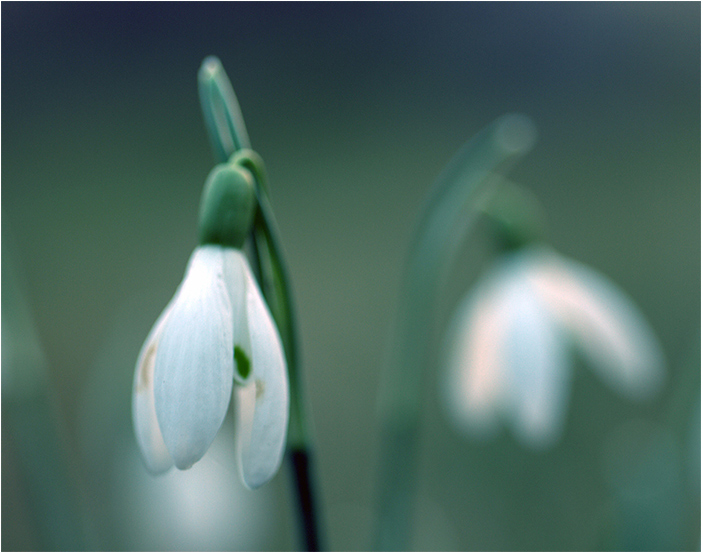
xmin=132 ymin=302 xmax=174 ymax=474
xmin=234 ymin=257 xmax=289 ymax=489
xmin=154 ymin=246 xmax=235 ymax=470
xmin=440 ymin=269 xmax=508 ymax=439
xmin=502 ymin=274 xmax=572 ymax=449
xmin=526 ymin=247 xmax=666 ymax=399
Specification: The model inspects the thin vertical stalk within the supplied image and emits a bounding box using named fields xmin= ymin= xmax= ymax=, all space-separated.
xmin=241 ymin=151 xmax=323 ymax=550
xmin=374 ymin=114 xmax=536 ymax=550
xmin=198 ymin=57 xmax=324 ymax=551
xmin=2 ymin=231 xmax=90 ymax=550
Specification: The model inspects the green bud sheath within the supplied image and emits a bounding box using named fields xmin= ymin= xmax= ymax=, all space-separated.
xmin=198 ymin=163 xmax=256 ymax=248
xmin=482 ymin=180 xmax=547 ymax=251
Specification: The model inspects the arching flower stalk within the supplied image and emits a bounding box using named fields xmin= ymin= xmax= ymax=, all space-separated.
xmin=197 ymin=57 xmax=322 ymax=550
xmin=374 ymin=114 xmax=538 ymax=550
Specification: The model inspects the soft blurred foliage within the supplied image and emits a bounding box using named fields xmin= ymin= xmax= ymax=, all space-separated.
xmin=2 ymin=3 xmax=699 ymax=551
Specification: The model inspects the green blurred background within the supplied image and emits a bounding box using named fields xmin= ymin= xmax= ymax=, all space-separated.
xmin=2 ymin=2 xmax=700 ymax=551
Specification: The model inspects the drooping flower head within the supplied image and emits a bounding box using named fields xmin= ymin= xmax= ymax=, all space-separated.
xmin=441 ymin=245 xmax=665 ymax=449
xmin=132 ymin=160 xmax=289 ymax=489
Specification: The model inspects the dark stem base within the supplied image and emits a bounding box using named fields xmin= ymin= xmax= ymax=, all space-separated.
xmin=289 ymin=448 xmax=323 ymax=551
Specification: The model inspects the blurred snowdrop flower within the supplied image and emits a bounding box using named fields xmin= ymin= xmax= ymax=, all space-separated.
xmin=132 ymin=162 xmax=289 ymax=489
xmin=441 ymin=245 xmax=665 ymax=449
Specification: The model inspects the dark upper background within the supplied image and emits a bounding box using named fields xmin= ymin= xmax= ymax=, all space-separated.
xmin=2 ymin=2 xmax=700 ymax=551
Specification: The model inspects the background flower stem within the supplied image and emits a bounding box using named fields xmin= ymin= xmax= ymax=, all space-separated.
xmin=374 ymin=114 xmax=536 ymax=550
xmin=2 ymin=232 xmax=92 ymax=550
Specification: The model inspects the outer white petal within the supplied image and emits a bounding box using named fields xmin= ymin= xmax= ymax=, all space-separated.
xmin=154 ymin=246 xmax=235 ymax=470
xmin=502 ymin=272 xmax=572 ymax=449
xmin=440 ymin=268 xmax=509 ymax=439
xmin=233 ymin=256 xmax=289 ymax=489
xmin=132 ymin=301 xmax=174 ymax=474
xmin=526 ymin=247 xmax=666 ymax=399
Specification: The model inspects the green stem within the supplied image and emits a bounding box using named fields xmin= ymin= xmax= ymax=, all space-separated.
xmin=236 ymin=151 xmax=323 ymax=550
xmin=374 ymin=114 xmax=536 ymax=550
xmin=2 ymin=229 xmax=91 ymax=550
xmin=198 ymin=58 xmax=324 ymax=551
xmin=234 ymin=150 xmax=308 ymax=450
xmin=198 ymin=56 xmax=251 ymax=161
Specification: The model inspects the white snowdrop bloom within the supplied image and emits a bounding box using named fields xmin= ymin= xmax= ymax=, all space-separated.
xmin=442 ymin=245 xmax=665 ymax=449
xmin=132 ymin=163 xmax=289 ymax=489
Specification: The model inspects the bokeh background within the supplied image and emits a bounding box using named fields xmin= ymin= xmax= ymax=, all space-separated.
xmin=2 ymin=2 xmax=700 ymax=551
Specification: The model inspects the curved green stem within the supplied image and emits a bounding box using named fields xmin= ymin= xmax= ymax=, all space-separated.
xmin=235 ymin=149 xmax=323 ymax=551
xmin=2 ymin=228 xmax=90 ymax=550
xmin=233 ymin=150 xmax=308 ymax=450
xmin=198 ymin=59 xmax=323 ymax=551
xmin=198 ymin=56 xmax=251 ymax=162
xmin=374 ymin=114 xmax=536 ymax=550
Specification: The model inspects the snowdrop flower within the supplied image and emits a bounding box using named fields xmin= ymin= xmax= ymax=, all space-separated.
xmin=132 ymin=162 xmax=289 ymax=489
xmin=441 ymin=245 xmax=665 ymax=449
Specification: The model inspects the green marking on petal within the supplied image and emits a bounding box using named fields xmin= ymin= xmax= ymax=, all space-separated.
xmin=234 ymin=345 xmax=251 ymax=381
